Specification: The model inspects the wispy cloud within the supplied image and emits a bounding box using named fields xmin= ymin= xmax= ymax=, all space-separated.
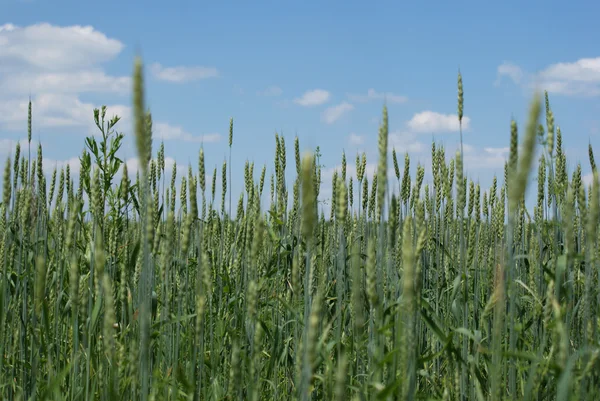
xmin=294 ymin=89 xmax=330 ymax=106
xmin=389 ymin=131 xmax=426 ymax=153
xmin=0 ymin=138 xmax=37 ymax=156
xmin=322 ymin=102 xmax=353 ymax=124
xmin=149 ymin=63 xmax=219 ymax=83
xmin=42 ymin=157 xmax=82 ymax=175
xmin=348 ymin=133 xmax=364 ymax=145
xmin=495 ymin=62 xmax=524 ymax=86
xmin=347 ymin=88 xmax=407 ymax=104
xmin=257 ymin=86 xmax=283 ymax=97
xmin=155 ymin=122 xmax=221 ymax=143
xmin=462 ymin=146 xmax=510 ymax=170
xmin=582 ymin=172 xmax=598 ymax=187
xmin=0 ymin=70 xmax=130 ymax=95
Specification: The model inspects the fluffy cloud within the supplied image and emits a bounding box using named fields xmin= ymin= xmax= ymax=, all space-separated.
xmin=155 ymin=122 xmax=221 ymax=143
xmin=294 ymin=89 xmax=330 ymax=106
xmin=0 ymin=23 xmax=131 ymax=133
xmin=0 ymin=23 xmax=129 ymax=96
xmin=496 ymin=57 xmax=600 ymax=96
xmin=407 ymin=111 xmax=470 ymax=133
xmin=0 ymin=94 xmax=131 ymax=133
xmin=538 ymin=57 xmax=600 ymax=96
xmin=0 ymin=22 xmax=212 ymax=151
xmin=149 ymin=63 xmax=219 ymax=83
xmin=540 ymin=58 xmax=600 ymax=83
xmin=322 ymin=102 xmax=353 ymax=124
xmin=0 ymin=23 xmax=123 ymax=71
xmin=347 ymin=88 xmax=407 ymax=104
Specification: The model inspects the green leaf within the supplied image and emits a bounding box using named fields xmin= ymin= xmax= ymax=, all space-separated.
xmin=152 ymin=313 xmax=196 ymax=330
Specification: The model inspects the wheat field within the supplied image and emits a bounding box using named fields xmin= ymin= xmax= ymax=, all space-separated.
xmin=0 ymin=58 xmax=598 ymax=400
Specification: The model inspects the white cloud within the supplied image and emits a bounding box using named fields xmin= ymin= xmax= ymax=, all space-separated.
xmin=540 ymin=57 xmax=600 ymax=83
xmin=347 ymin=88 xmax=407 ymax=104
xmin=294 ymin=89 xmax=330 ymax=106
xmin=462 ymin=146 xmax=509 ymax=170
xmin=149 ymin=63 xmax=219 ymax=83
xmin=42 ymin=157 xmax=82 ymax=175
xmin=0 ymin=138 xmax=36 ymax=156
xmin=496 ymin=57 xmax=600 ymax=96
xmin=424 ymin=142 xmax=508 ymax=171
xmin=0 ymin=22 xmax=214 ymax=192
xmin=0 ymin=95 xmax=197 ymax=145
xmin=389 ymin=131 xmax=425 ymax=153
xmin=0 ymin=94 xmax=131 ymax=132
xmin=582 ymin=172 xmax=597 ymax=187
xmin=0 ymin=23 xmax=131 ymax=133
xmin=0 ymin=70 xmax=130 ymax=95
xmin=0 ymin=139 xmax=17 ymax=156
xmin=257 ymin=86 xmax=283 ymax=96
xmin=407 ymin=111 xmax=470 ymax=133
xmin=537 ymin=57 xmax=600 ymax=96
xmin=462 ymin=144 xmax=476 ymax=153
xmin=0 ymin=23 xmax=123 ymax=71
xmin=482 ymin=146 xmax=510 ymax=158
xmin=349 ymin=133 xmax=364 ymax=145
xmin=0 ymin=23 xmax=196 ymax=141
xmin=495 ymin=62 xmax=524 ymax=85
xmin=322 ymin=102 xmax=353 ymax=124
xmin=155 ymin=122 xmax=221 ymax=143
xmin=0 ymin=99 xmax=29 ymax=128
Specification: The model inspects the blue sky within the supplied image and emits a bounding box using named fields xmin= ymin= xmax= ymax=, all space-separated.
xmin=1 ymin=0 xmax=599 ymax=210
